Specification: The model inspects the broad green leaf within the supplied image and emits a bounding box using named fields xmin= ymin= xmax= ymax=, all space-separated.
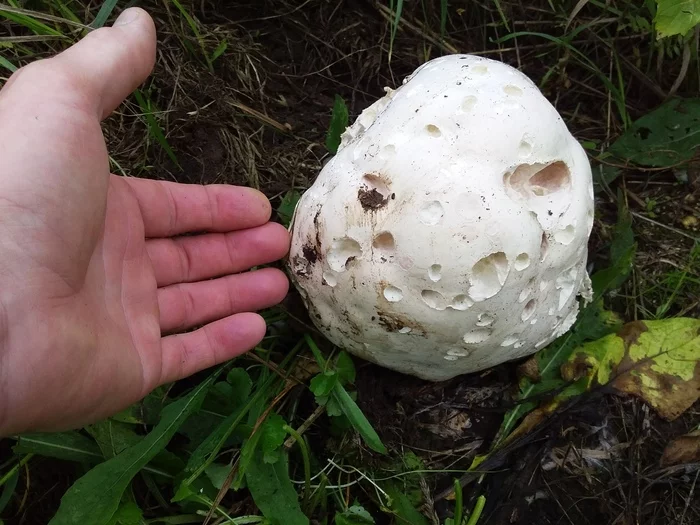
xmin=14 ymin=432 xmax=102 ymax=464
xmin=310 ymin=372 xmax=338 ymax=399
xmin=384 ymin=483 xmax=429 ymax=525
xmin=655 ymin=0 xmax=700 ymax=37
xmin=609 ymin=98 xmax=700 ymax=167
xmin=204 ymin=463 xmax=231 ymax=490
xmin=86 ymin=420 xmax=141 ymax=459
xmin=336 ymin=504 xmax=375 ymax=524
xmin=277 ymin=190 xmax=302 ymax=228
xmin=325 ymin=396 xmax=343 ymax=417
xmin=332 ymin=384 xmax=387 ymax=454
xmin=562 ymin=318 xmax=700 ymax=420
xmin=234 ymin=421 xmax=264 ymax=490
xmin=178 ymin=408 xmax=242 ymax=485
xmin=0 ymin=470 xmax=18 ymax=514
xmin=335 ymin=352 xmax=356 ymax=384
xmin=261 ymin=414 xmax=288 ymax=464
xmin=106 ymin=501 xmax=142 ymax=525
xmin=245 ymin=449 xmax=308 ymax=525
xmin=48 ymin=373 xmax=217 ymax=525
xmin=325 ymin=95 xmax=349 ymax=154
xmin=178 ymin=372 xmax=273 ymax=497
xmin=591 ymin=164 xmax=620 ymax=193
xmin=227 ymin=368 xmax=253 ymax=402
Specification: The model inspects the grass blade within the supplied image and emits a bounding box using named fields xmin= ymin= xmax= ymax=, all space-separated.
xmin=331 ymin=383 xmax=387 ymax=454
xmin=133 ymin=89 xmax=181 ymax=170
xmin=440 ymin=0 xmax=448 ymax=39
xmin=91 ymin=0 xmax=119 ymax=29
xmin=0 ymin=55 xmax=18 ymax=72
xmin=388 ymin=0 xmax=404 ymax=61
xmin=325 ymin=95 xmax=348 ymax=154
xmin=48 ymin=371 xmax=219 ymax=525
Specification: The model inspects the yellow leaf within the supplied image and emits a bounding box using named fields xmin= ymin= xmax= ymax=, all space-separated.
xmin=568 ymin=318 xmax=700 ymax=420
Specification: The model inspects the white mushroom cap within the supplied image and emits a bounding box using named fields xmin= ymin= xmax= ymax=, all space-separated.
xmin=288 ymin=54 xmax=594 ymax=381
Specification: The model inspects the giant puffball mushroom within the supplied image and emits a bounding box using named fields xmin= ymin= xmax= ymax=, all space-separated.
xmin=288 ymin=54 xmax=594 ymax=381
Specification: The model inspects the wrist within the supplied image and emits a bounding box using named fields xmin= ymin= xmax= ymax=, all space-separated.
xmin=0 ymin=300 xmax=8 ymax=436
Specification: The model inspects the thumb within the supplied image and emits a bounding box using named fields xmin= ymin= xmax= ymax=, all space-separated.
xmin=52 ymin=8 xmax=157 ymax=119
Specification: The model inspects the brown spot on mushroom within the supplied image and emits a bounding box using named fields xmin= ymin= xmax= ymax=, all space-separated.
xmin=376 ymin=309 xmax=426 ymax=335
xmin=291 ymin=255 xmax=312 ymax=277
xmin=302 ymin=244 xmax=319 ymax=265
xmin=358 ymin=173 xmax=391 ymax=211
xmin=358 ymin=187 xmax=388 ymax=210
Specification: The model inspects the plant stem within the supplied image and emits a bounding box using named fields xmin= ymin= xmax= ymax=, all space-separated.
xmin=0 ymin=453 xmax=33 ymax=488
xmin=284 ymin=424 xmax=311 ymax=512
xmin=465 ymin=495 xmax=486 ymax=525
xmin=452 ymin=478 xmax=463 ymax=525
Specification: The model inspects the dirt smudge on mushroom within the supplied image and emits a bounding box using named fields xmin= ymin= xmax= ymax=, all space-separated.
xmin=302 ymin=244 xmax=319 ymax=264
xmin=358 ymin=172 xmax=391 ymax=211
xmin=376 ymin=308 xmax=426 ymax=335
xmin=358 ymin=187 xmax=388 ymax=210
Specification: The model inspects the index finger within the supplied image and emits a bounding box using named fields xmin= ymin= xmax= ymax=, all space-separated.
xmin=121 ymin=176 xmax=273 ymax=237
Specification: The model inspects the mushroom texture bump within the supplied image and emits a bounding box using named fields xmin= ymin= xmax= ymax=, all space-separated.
xmin=288 ymin=54 xmax=594 ymax=382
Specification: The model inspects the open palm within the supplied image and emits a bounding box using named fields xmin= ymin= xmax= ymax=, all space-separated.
xmin=0 ymin=9 xmax=289 ymax=435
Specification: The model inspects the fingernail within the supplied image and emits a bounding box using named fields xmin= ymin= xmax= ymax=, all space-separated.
xmin=114 ymin=8 xmax=140 ymax=27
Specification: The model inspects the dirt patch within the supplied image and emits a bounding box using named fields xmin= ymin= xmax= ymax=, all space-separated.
xmin=354 ymin=363 xmax=508 ymax=454
xmin=358 ymin=187 xmax=388 ymax=210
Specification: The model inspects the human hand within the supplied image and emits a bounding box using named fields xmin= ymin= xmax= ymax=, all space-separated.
xmin=0 ymin=8 xmax=290 ymax=436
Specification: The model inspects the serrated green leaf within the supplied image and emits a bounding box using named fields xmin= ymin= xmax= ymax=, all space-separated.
xmin=332 ymin=384 xmax=387 ymax=454
xmin=325 ymin=95 xmax=349 ymax=154
xmin=326 ymin=396 xmax=343 ymax=417
xmin=14 ymin=432 xmax=103 ymax=464
xmin=609 ymin=97 xmax=700 ymax=167
xmin=335 ymin=504 xmax=375 ymax=524
xmin=310 ymin=372 xmax=338 ymax=398
xmin=655 ymin=0 xmax=700 ymax=37
xmin=245 ymin=449 xmax=308 ymax=525
xmin=261 ymin=413 xmax=288 ymax=464
xmin=48 ymin=373 xmax=217 ymax=525
xmin=335 ymin=352 xmax=356 ymax=385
